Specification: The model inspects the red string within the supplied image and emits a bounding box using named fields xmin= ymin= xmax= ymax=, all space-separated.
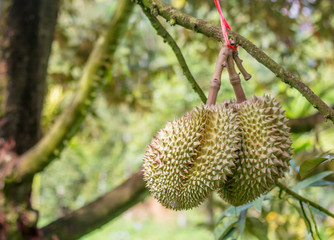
xmin=214 ymin=0 xmax=237 ymax=50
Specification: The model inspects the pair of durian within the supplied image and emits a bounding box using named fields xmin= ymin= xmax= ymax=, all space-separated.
xmin=143 ymin=95 xmax=292 ymax=210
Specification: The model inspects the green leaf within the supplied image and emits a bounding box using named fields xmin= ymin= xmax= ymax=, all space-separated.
xmin=293 ymin=171 xmax=333 ymax=191
xmin=298 ymin=157 xmax=327 ymax=178
xmin=289 ymin=159 xmax=296 ymax=169
xmin=216 ymin=203 xmax=253 ymax=226
xmin=215 ymin=216 xmax=238 ymax=240
xmin=308 ymin=180 xmax=334 ymax=187
xmin=309 ymin=205 xmax=327 ymax=218
xmin=253 ymin=197 xmax=263 ymax=213
xmin=245 ymin=217 xmax=269 ymax=240
xmin=218 ymin=225 xmax=237 ymax=240
xmin=225 ymin=203 xmax=253 ymax=216
xmin=238 ymin=209 xmax=247 ymax=236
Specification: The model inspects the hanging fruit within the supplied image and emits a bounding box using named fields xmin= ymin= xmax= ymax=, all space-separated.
xmin=143 ymin=0 xmax=292 ymax=209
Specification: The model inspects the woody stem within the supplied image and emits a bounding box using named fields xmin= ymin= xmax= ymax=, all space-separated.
xmin=226 ymin=49 xmax=247 ymax=103
xmin=206 ymin=45 xmax=229 ymax=105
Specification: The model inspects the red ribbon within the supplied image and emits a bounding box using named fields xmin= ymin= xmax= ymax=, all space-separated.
xmin=214 ymin=0 xmax=237 ymax=50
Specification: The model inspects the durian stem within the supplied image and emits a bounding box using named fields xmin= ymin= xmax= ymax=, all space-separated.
xmin=206 ymin=45 xmax=229 ymax=105
xmin=277 ymin=182 xmax=334 ymax=219
xmin=226 ymin=49 xmax=247 ymax=103
xmin=232 ymin=50 xmax=251 ymax=81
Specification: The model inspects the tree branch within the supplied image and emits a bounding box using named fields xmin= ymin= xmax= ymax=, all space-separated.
xmin=288 ymin=110 xmax=331 ymax=133
xmin=139 ymin=2 xmax=207 ymax=104
xmin=41 ymin=169 xmax=148 ymax=240
xmin=9 ymin=0 xmax=135 ymax=182
xmin=138 ymin=0 xmax=334 ymax=122
xmin=277 ymin=182 xmax=334 ymax=219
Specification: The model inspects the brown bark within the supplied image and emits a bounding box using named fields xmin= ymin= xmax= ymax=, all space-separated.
xmin=225 ymin=49 xmax=247 ymax=103
xmin=11 ymin=0 xmax=135 ymax=183
xmin=0 ymin=0 xmax=59 ymax=154
xmin=207 ymin=46 xmax=228 ymax=105
xmin=0 ymin=0 xmax=59 ymax=238
xmin=41 ymin=169 xmax=148 ymax=240
xmin=288 ymin=110 xmax=331 ymax=133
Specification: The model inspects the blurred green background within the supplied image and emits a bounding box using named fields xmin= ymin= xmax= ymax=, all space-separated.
xmin=26 ymin=0 xmax=334 ymax=239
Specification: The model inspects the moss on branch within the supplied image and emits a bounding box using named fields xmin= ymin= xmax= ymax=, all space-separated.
xmin=138 ymin=0 xmax=334 ymax=123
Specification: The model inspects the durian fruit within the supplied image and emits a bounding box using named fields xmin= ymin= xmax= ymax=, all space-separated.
xmin=218 ymin=95 xmax=292 ymax=206
xmin=143 ymin=104 xmax=240 ymax=210
xmin=144 ymin=94 xmax=292 ymax=209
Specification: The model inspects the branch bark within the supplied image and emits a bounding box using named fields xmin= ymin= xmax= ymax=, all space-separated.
xmin=0 ymin=0 xmax=59 ymax=154
xmin=207 ymin=46 xmax=228 ymax=105
xmin=0 ymin=0 xmax=60 ymax=238
xmin=138 ymin=0 xmax=334 ymax=123
xmin=9 ymin=0 xmax=135 ymax=182
xmin=41 ymin=169 xmax=148 ymax=240
xmin=288 ymin=109 xmax=332 ymax=133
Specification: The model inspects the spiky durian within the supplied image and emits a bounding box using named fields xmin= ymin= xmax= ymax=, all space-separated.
xmin=143 ymin=104 xmax=239 ymax=210
xmin=218 ymin=95 xmax=292 ymax=206
xmin=144 ymin=95 xmax=292 ymax=209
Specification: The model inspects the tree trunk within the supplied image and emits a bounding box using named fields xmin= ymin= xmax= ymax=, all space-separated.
xmin=0 ymin=0 xmax=59 ymax=238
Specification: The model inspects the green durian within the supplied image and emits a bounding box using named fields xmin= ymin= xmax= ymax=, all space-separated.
xmin=143 ymin=95 xmax=292 ymax=209
xmin=143 ymin=104 xmax=239 ymax=210
xmin=219 ymin=95 xmax=292 ymax=206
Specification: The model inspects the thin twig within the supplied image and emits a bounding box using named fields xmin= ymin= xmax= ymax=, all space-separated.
xmin=299 ymin=200 xmax=315 ymax=240
xmin=139 ymin=3 xmax=207 ymax=104
xmin=138 ymin=0 xmax=334 ymax=122
xmin=277 ymin=182 xmax=334 ymax=219
xmin=307 ymin=202 xmax=322 ymax=240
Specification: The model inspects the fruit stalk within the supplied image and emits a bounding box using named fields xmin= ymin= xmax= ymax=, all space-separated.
xmin=232 ymin=50 xmax=251 ymax=81
xmin=226 ymin=48 xmax=247 ymax=103
xmin=207 ymin=45 xmax=229 ymax=105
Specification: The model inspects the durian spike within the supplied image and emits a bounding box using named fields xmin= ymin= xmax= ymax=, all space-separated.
xmin=225 ymin=46 xmax=247 ymax=103
xmin=207 ymin=45 xmax=230 ymax=105
xmin=232 ymin=50 xmax=252 ymax=81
